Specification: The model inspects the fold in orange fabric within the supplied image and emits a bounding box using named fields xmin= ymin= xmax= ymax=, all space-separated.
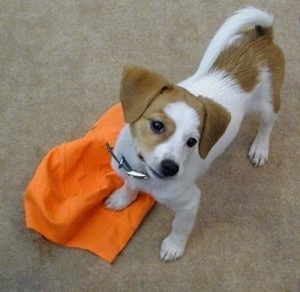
xmin=24 ymin=103 xmax=155 ymax=263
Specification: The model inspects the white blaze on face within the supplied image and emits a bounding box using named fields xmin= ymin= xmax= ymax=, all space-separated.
xmin=150 ymin=101 xmax=201 ymax=176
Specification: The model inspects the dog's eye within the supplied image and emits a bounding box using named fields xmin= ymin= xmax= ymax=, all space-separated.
xmin=186 ymin=137 xmax=199 ymax=148
xmin=150 ymin=120 xmax=164 ymax=134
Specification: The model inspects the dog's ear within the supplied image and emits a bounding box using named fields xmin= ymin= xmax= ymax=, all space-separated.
xmin=198 ymin=97 xmax=231 ymax=159
xmin=120 ymin=66 xmax=173 ymax=123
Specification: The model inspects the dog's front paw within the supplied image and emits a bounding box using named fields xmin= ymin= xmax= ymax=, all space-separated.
xmin=105 ymin=187 xmax=137 ymax=211
xmin=160 ymin=235 xmax=186 ymax=262
xmin=248 ymin=136 xmax=269 ymax=167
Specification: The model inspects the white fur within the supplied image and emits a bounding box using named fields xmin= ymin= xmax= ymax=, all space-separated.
xmin=105 ymin=7 xmax=280 ymax=261
xmin=151 ymin=102 xmax=200 ymax=178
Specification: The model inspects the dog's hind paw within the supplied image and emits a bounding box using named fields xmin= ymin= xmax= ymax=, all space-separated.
xmin=160 ymin=235 xmax=186 ymax=262
xmin=248 ymin=135 xmax=269 ymax=167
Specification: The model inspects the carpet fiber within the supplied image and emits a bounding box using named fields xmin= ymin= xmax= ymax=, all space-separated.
xmin=1 ymin=1 xmax=299 ymax=291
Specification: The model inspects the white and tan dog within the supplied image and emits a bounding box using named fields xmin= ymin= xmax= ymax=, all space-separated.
xmin=105 ymin=7 xmax=284 ymax=261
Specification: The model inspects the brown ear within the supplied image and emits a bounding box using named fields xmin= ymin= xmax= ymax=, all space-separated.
xmin=199 ymin=97 xmax=231 ymax=159
xmin=120 ymin=66 xmax=172 ymax=123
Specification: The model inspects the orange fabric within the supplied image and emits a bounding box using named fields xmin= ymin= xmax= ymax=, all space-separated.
xmin=24 ymin=103 xmax=155 ymax=263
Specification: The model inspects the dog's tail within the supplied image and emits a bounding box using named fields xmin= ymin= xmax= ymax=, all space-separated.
xmin=194 ymin=6 xmax=274 ymax=78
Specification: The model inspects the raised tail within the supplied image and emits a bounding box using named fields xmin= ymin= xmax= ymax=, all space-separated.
xmin=183 ymin=7 xmax=274 ymax=85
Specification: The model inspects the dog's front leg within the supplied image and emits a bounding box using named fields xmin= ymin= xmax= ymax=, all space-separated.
xmin=105 ymin=180 xmax=138 ymax=211
xmin=160 ymin=184 xmax=201 ymax=262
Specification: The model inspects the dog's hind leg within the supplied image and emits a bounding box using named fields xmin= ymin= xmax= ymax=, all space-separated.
xmin=248 ymin=108 xmax=278 ymax=167
xmin=248 ymin=70 xmax=282 ymax=167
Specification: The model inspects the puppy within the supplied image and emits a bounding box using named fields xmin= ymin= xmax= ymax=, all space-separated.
xmin=105 ymin=7 xmax=284 ymax=262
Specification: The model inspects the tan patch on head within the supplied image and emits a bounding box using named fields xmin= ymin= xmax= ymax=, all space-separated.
xmin=130 ymin=104 xmax=176 ymax=153
xmin=130 ymin=86 xmax=205 ymax=155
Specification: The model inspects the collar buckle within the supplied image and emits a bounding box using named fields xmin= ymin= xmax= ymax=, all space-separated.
xmin=106 ymin=143 xmax=148 ymax=180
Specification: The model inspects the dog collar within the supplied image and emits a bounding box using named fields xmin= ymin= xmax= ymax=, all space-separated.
xmin=106 ymin=143 xmax=148 ymax=179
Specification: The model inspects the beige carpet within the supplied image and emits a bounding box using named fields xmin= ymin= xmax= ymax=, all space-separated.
xmin=1 ymin=1 xmax=299 ymax=291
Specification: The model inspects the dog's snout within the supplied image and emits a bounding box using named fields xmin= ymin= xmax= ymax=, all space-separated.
xmin=160 ymin=159 xmax=179 ymax=177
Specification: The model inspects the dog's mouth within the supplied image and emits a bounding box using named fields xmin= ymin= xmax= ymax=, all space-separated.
xmin=138 ymin=153 xmax=165 ymax=180
xmin=138 ymin=153 xmax=181 ymax=180
xmin=147 ymin=165 xmax=165 ymax=180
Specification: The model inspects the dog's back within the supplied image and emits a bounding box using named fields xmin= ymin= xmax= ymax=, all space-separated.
xmin=212 ymin=25 xmax=284 ymax=112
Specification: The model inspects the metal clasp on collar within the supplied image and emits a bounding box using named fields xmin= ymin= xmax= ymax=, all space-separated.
xmin=106 ymin=143 xmax=148 ymax=179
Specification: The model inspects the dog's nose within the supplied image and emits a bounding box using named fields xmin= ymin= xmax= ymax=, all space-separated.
xmin=160 ymin=159 xmax=179 ymax=177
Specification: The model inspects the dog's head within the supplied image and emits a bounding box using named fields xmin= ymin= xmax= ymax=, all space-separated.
xmin=120 ymin=66 xmax=231 ymax=179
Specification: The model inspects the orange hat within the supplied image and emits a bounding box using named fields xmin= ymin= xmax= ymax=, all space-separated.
xmin=24 ymin=103 xmax=155 ymax=263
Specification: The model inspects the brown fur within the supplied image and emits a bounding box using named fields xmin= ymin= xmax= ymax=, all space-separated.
xmin=120 ymin=66 xmax=173 ymax=123
xmin=130 ymin=94 xmax=177 ymax=154
xmin=213 ymin=26 xmax=285 ymax=112
xmin=198 ymin=97 xmax=231 ymax=158
xmin=130 ymin=84 xmax=205 ymax=156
